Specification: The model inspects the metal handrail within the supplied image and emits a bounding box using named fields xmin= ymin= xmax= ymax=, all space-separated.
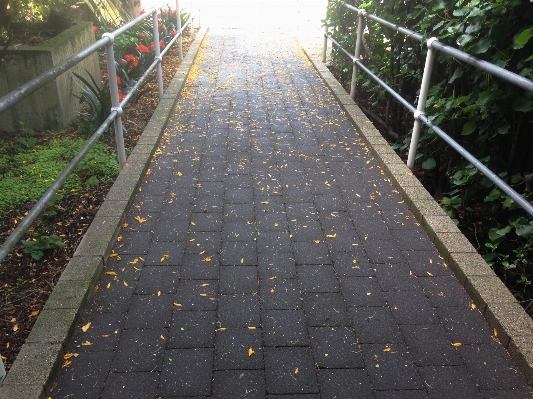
xmin=0 ymin=3 xmax=190 ymax=265
xmin=323 ymin=2 xmax=533 ymax=218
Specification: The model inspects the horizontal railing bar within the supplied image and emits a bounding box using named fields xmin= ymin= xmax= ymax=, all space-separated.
xmin=0 ymin=111 xmax=118 ymax=264
xmin=326 ymin=30 xmax=533 ymax=218
xmin=160 ymin=16 xmax=190 ymax=58
xmin=343 ymin=3 xmax=423 ymax=42
xmin=431 ymin=41 xmax=533 ymax=92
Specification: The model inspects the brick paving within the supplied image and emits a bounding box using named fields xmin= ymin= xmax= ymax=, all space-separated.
xmin=50 ymin=29 xmax=532 ymax=398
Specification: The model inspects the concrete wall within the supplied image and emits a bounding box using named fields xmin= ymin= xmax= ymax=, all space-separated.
xmin=0 ymin=22 xmax=101 ymax=132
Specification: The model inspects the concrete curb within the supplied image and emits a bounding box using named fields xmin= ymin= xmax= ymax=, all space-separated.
xmin=296 ymin=34 xmax=533 ymax=387
xmin=0 ymin=27 xmax=209 ymax=399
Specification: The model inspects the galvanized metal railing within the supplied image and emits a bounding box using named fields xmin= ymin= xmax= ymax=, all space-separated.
xmin=0 ymin=0 xmax=192 ymax=381
xmin=323 ymin=2 xmax=533 ymax=218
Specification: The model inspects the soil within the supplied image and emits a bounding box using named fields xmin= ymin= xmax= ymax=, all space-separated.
xmin=0 ymin=34 xmax=194 ymax=373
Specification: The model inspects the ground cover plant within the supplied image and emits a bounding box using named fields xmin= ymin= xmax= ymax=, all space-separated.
xmin=0 ymin=13 xmax=194 ymax=372
xmin=323 ymin=0 xmax=533 ymax=313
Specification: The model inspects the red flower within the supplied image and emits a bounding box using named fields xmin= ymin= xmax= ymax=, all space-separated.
xmin=170 ymin=29 xmax=176 ymax=36
xmin=123 ymin=54 xmax=139 ymax=67
xmin=93 ymin=25 xmax=97 ymax=32
xmin=150 ymin=41 xmax=155 ymax=50
xmin=139 ymin=32 xmax=146 ymax=39
xmin=107 ymin=22 xmax=114 ymax=28
xmin=158 ymin=23 xmax=164 ymax=30
xmin=157 ymin=13 xmax=161 ymax=19
xmin=136 ymin=44 xmax=150 ymax=53
xmin=116 ymin=75 xmax=121 ymax=85
xmin=170 ymin=9 xmax=176 ymax=15
xmin=160 ymin=40 xmax=165 ymax=49
xmin=118 ymin=89 xmax=125 ymax=101
xmin=140 ymin=9 xmax=145 ymax=15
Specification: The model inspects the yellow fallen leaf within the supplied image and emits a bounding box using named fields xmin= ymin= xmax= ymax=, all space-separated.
xmin=314 ymin=240 xmax=321 ymax=244
xmin=383 ymin=347 xmax=391 ymax=352
xmin=123 ymin=281 xmax=129 ymax=287
xmin=294 ymin=368 xmax=299 ymax=374
xmin=270 ymin=288 xmax=275 ymax=293
xmin=326 ymin=233 xmax=337 ymax=238
xmin=200 ymin=293 xmax=207 ymax=297
xmin=177 ymin=171 xmax=183 ymax=176
xmin=30 ymin=310 xmax=40 ymax=317
xmin=13 ymin=324 xmax=18 ymax=332
xmin=129 ymin=258 xmax=139 ymax=264
xmin=160 ymin=254 xmax=170 ymax=262
xmin=261 ymin=201 xmax=269 ymax=205
xmin=62 ymin=360 xmax=72 ymax=368
xmin=106 ymin=271 xmax=117 ymax=276
xmin=248 ymin=326 xmax=256 ymax=330
xmin=429 ymin=259 xmax=433 ymax=264
xmin=200 ymin=283 xmax=210 ymax=287
xmin=248 ymin=348 xmax=256 ymax=356
xmin=134 ymin=216 xmax=147 ymax=224
xmin=174 ymin=303 xmax=182 ymax=307
xmin=494 ymin=328 xmax=498 ymax=337
xmin=204 ymin=256 xmax=212 ymax=262
xmin=216 ymin=328 xmax=227 ymax=332
xmin=452 ymin=342 xmax=462 ymax=347
xmin=82 ymin=341 xmax=92 ymax=346
xmin=438 ymin=291 xmax=444 ymax=297
xmin=269 ymin=276 xmax=277 ymax=280
xmin=426 ymin=271 xmax=433 ymax=277
xmin=106 ymin=282 xmax=111 ymax=289
xmin=241 ymin=258 xmax=244 ymax=264
xmin=81 ymin=322 xmax=91 ymax=332
xmin=109 ymin=253 xmax=119 ymax=258
xmin=160 ymin=335 xmax=166 ymax=340
xmin=471 ymin=303 xmax=477 ymax=310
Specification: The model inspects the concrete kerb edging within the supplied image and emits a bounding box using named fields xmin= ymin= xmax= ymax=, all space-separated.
xmin=295 ymin=34 xmax=533 ymax=386
xmin=0 ymin=26 xmax=209 ymax=399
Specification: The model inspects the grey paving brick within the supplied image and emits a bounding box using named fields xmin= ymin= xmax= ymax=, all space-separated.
xmin=115 ymin=231 xmax=153 ymax=254
xmin=309 ymin=326 xmax=364 ymax=368
xmin=159 ymin=348 xmax=214 ymax=397
xmin=189 ymin=211 xmax=224 ymax=231
xmin=385 ymin=291 xmax=438 ymax=325
xmin=220 ymin=265 xmax=259 ymax=294
xmin=257 ymin=230 xmax=292 ymax=253
xmin=221 ymin=241 xmax=258 ymax=265
xmin=436 ymin=306 xmax=494 ymax=344
xmin=317 ymin=369 xmax=374 ymax=399
xmin=375 ymin=390 xmax=429 ymax=399
xmin=215 ymin=329 xmax=264 ymax=370
xmin=51 ymin=351 xmax=114 ymax=398
xmin=362 ymin=343 xmax=423 ymax=390
xmin=111 ymin=328 xmax=167 ymax=372
xmin=136 ymin=266 xmax=180 ymax=294
xmin=218 ymin=294 xmax=261 ymax=328
xmin=340 ymin=276 xmax=387 ymax=307
xmin=124 ymin=294 xmax=175 ymax=328
xmin=458 ymin=343 xmax=530 ymax=390
xmin=363 ymin=239 xmax=406 ymax=264
xmin=331 ymin=251 xmax=375 ymax=277
xmin=262 ymin=309 xmax=309 ymax=346
xmin=175 ymin=279 xmax=218 ymax=311
xmin=213 ymin=370 xmax=266 ymax=399
xmin=418 ymin=365 xmax=483 ymax=399
xmin=401 ymin=250 xmax=453 ymax=277
xmin=349 ymin=306 xmax=403 ymax=343
xmin=400 ymin=324 xmax=462 ymax=366
xmin=182 ymin=251 xmax=219 ymax=277
xmin=297 ymin=264 xmax=339 ymax=292
xmin=186 ymin=231 xmax=222 ymax=254
xmin=70 ymin=311 xmax=125 ymax=352
xmin=260 ymin=278 xmax=302 ymax=310
xmin=302 ymin=292 xmax=349 ymax=326
xmin=264 ymin=347 xmax=319 ymax=394
xmin=374 ymin=263 xmax=421 ymax=291
xmin=258 ymin=252 xmax=297 ymax=279
xmin=293 ymin=241 xmax=331 ymax=265
xmin=86 ymin=278 xmax=137 ymax=313
xmin=101 ymin=372 xmax=160 ymax=399
xmin=418 ymin=276 xmax=472 ymax=307
xmin=169 ymin=310 xmax=216 ymax=348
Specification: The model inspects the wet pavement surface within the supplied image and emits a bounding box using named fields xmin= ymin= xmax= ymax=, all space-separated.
xmin=50 ymin=29 xmax=532 ymax=399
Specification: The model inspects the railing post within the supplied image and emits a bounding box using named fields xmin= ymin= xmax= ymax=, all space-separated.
xmin=176 ymin=0 xmax=183 ymax=62
xmin=198 ymin=8 xmax=201 ymax=29
xmin=103 ymin=33 xmax=126 ymax=169
xmin=192 ymin=18 xmax=196 ymax=41
xmin=322 ymin=26 xmax=328 ymax=63
xmin=407 ymin=37 xmax=438 ymax=169
xmin=0 ymin=352 xmax=6 ymax=387
xmin=350 ymin=9 xmax=366 ymax=99
xmin=152 ymin=11 xmax=164 ymax=99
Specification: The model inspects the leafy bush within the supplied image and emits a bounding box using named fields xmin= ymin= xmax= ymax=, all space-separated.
xmin=22 ymin=234 xmax=65 ymax=260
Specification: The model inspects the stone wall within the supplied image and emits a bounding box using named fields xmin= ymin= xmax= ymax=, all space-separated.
xmin=0 ymin=22 xmax=101 ymax=132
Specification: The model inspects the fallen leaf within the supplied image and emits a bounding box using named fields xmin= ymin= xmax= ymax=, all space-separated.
xmin=13 ymin=324 xmax=18 ymax=332
xmin=160 ymin=254 xmax=170 ymax=262
xmin=383 ymin=347 xmax=391 ymax=352
xmin=30 ymin=310 xmax=40 ymax=317
xmin=205 ymin=257 xmax=212 ymax=262
xmin=452 ymin=342 xmax=462 ymax=347
xmin=160 ymin=335 xmax=165 ymax=340
xmin=81 ymin=322 xmax=91 ymax=332
xmin=248 ymin=348 xmax=256 ymax=356
xmin=241 ymin=258 xmax=244 ymax=264
xmin=494 ymin=328 xmax=498 ymax=337
xmin=426 ymin=271 xmax=433 ymax=277
xmin=326 ymin=233 xmax=337 ymax=238
xmin=81 ymin=341 xmax=92 ymax=346
xmin=106 ymin=282 xmax=111 ymax=289
xmin=123 ymin=281 xmax=129 ymax=287
xmin=216 ymin=328 xmax=227 ymax=332
xmin=174 ymin=303 xmax=182 ymax=307
xmin=200 ymin=293 xmax=207 ymax=297
xmin=269 ymin=276 xmax=277 ymax=280
xmin=158 ymin=291 xmax=161 ymax=296
xmin=248 ymin=326 xmax=256 ymax=330
xmin=105 ymin=271 xmax=117 ymax=276
xmin=438 ymin=291 xmax=444 ymax=297
xmin=294 ymin=368 xmax=299 ymax=374
xmin=471 ymin=303 xmax=477 ymax=309
xmin=314 ymin=240 xmax=321 ymax=244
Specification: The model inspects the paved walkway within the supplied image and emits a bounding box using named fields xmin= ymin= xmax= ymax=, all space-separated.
xmin=50 ymin=29 xmax=532 ymax=398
